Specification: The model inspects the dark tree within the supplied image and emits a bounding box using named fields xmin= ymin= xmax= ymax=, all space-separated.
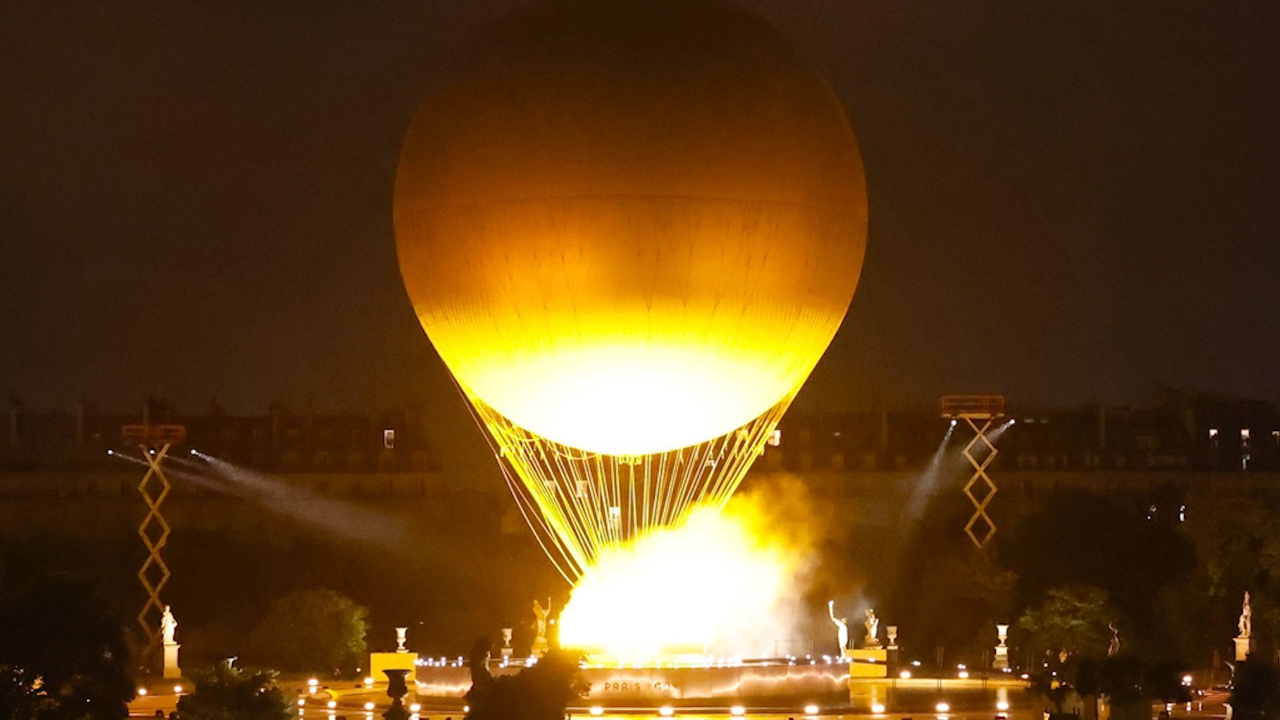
xmin=1019 ymin=585 xmax=1116 ymax=659
xmin=1144 ymin=660 xmax=1192 ymax=706
xmin=249 ymin=589 xmax=368 ymax=673
xmin=465 ymin=637 xmax=587 ymax=720
xmin=175 ymin=663 xmax=296 ymax=720
xmin=1075 ymin=655 xmax=1101 ymax=719
xmin=0 ymin=576 xmax=134 ymax=720
xmin=1230 ymin=659 xmax=1280 ymax=720
xmin=1097 ymin=654 xmax=1145 ymax=720
xmin=0 ymin=665 xmax=36 ymax=720
xmin=1027 ymin=668 xmax=1073 ymax=715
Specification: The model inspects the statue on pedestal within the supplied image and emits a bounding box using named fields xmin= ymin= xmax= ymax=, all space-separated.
xmin=531 ymin=599 xmax=551 ymax=657
xmin=501 ymin=628 xmax=514 ymax=658
xmin=396 ymin=627 xmax=408 ymax=653
xmin=160 ymin=605 xmax=181 ymax=679
xmin=1236 ymin=591 xmax=1255 ymax=661
xmin=1108 ymin=623 xmax=1121 ymax=657
xmin=161 ymin=605 xmax=177 ymax=645
xmin=828 ymin=600 xmax=849 ymax=653
xmin=864 ymin=609 xmax=881 ymax=648
xmin=886 ymin=625 xmax=899 ymax=650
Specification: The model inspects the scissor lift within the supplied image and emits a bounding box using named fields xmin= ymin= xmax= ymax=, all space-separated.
xmin=939 ymin=395 xmax=1006 ymax=549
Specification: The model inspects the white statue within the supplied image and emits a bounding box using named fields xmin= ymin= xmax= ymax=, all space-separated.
xmin=533 ymin=599 xmax=549 ymax=643
xmin=1108 ymin=623 xmax=1121 ymax=657
xmin=864 ymin=609 xmax=881 ymax=647
xmin=161 ymin=605 xmax=177 ymax=645
xmin=396 ymin=627 xmax=408 ymax=653
xmin=828 ymin=600 xmax=849 ymax=652
xmin=1240 ymin=591 xmax=1253 ymax=639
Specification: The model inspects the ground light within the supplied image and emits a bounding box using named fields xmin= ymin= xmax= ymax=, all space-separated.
xmin=730 ymin=706 xmax=745 ymax=717
xmin=410 ymin=704 xmax=421 ymax=713
xmin=136 ymin=688 xmax=147 ymax=697
xmin=173 ymin=685 xmax=183 ymax=694
xmin=327 ymin=701 xmax=337 ymax=709
xmin=899 ymin=670 xmax=912 ymax=678
xmin=364 ymin=702 xmax=375 ymax=711
xmin=589 ymin=708 xmax=604 ymax=717
xmin=804 ymin=704 xmax=819 ymax=716
xmin=871 ymin=704 xmax=886 ymax=715
xmin=935 ymin=702 xmax=951 ymax=713
xmin=659 ymin=706 xmax=674 ymax=717
xmin=997 ymin=701 xmax=1010 ymax=711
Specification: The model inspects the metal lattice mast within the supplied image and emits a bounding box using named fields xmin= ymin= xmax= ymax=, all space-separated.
xmin=961 ymin=417 xmax=998 ymax=548
xmin=941 ymin=395 xmax=1006 ymax=549
xmin=137 ymin=444 xmax=173 ymax=646
xmin=122 ymin=423 xmax=186 ymax=654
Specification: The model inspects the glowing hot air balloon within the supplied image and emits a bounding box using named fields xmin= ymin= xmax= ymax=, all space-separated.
xmin=394 ymin=0 xmax=866 ymax=580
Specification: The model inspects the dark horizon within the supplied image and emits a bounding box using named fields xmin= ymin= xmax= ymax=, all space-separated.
xmin=4 ymin=1 xmax=1279 ymax=480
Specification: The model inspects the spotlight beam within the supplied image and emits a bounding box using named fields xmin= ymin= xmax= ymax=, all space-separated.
xmin=181 ymin=453 xmax=407 ymax=548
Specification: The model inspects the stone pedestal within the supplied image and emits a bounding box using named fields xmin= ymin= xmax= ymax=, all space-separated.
xmin=531 ymin=636 xmax=549 ymax=659
xmin=163 ymin=642 xmax=181 ymax=679
xmin=371 ymin=652 xmax=419 ymax=680
xmin=1235 ymin=636 xmax=1254 ymax=662
xmin=994 ymin=623 xmax=1010 ymax=670
xmin=846 ymin=648 xmax=888 ymax=678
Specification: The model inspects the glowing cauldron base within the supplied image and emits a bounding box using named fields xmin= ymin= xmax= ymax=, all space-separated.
xmin=411 ymin=658 xmax=1030 ymax=713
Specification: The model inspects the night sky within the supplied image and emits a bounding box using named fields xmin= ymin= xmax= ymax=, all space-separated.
xmin=4 ymin=2 xmax=1279 ymax=473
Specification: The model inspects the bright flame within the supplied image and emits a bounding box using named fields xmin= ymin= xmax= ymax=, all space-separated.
xmin=559 ymin=482 xmax=813 ymax=660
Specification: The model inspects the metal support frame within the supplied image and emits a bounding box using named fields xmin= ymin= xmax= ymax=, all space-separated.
xmin=941 ymin=395 xmax=1006 ymax=550
xmin=961 ymin=418 xmax=998 ymax=548
xmin=122 ymin=422 xmax=185 ymax=657
xmin=137 ymin=443 xmax=173 ymax=647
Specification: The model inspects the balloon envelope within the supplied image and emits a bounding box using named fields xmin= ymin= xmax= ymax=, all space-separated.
xmin=395 ymin=0 xmax=866 ymax=455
